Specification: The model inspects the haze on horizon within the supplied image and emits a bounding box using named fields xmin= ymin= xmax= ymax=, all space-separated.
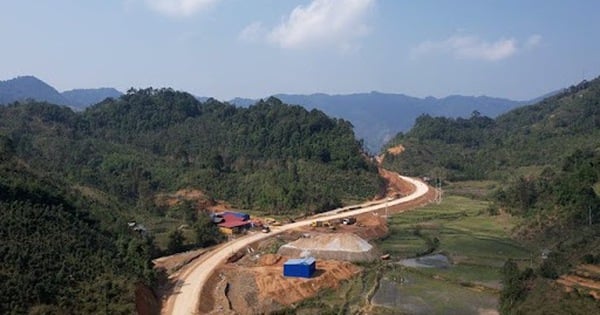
xmin=1 ymin=0 xmax=599 ymax=101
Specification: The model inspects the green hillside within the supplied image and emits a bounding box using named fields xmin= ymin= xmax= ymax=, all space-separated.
xmin=0 ymin=89 xmax=383 ymax=313
xmin=382 ymin=78 xmax=600 ymax=314
xmin=1 ymin=89 xmax=381 ymax=214
xmin=383 ymin=78 xmax=600 ymax=181
xmin=0 ymin=144 xmax=156 ymax=314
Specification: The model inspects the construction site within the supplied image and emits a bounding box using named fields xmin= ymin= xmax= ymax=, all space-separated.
xmin=196 ymin=211 xmax=403 ymax=315
xmin=150 ymin=167 xmax=438 ymax=315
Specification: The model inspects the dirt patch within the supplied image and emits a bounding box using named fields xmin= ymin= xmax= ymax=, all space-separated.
xmin=155 ymin=188 xmax=231 ymax=212
xmin=208 ymin=257 xmax=361 ymax=314
xmin=259 ymin=253 xmax=282 ymax=266
xmin=375 ymin=144 xmax=405 ymax=164
xmin=387 ymin=144 xmax=405 ymax=156
xmin=343 ymin=212 xmax=389 ymax=240
xmin=556 ymin=264 xmax=600 ymax=300
xmin=153 ymin=248 xmax=209 ymax=274
xmin=199 ymin=268 xmax=234 ymax=314
xmin=379 ymin=167 xmax=415 ymax=198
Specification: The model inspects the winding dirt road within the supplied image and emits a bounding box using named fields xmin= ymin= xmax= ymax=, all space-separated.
xmin=163 ymin=175 xmax=429 ymax=315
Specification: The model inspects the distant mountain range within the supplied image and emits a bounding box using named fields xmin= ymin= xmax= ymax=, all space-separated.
xmin=0 ymin=76 xmax=122 ymax=110
xmin=230 ymin=93 xmax=540 ymax=152
xmin=62 ymin=87 xmax=122 ymax=110
xmin=1 ymin=75 xmax=546 ymax=152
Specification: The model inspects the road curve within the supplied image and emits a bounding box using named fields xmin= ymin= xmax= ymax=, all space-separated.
xmin=165 ymin=175 xmax=429 ymax=315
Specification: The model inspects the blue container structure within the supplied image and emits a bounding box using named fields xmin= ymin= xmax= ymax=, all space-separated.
xmin=283 ymin=257 xmax=316 ymax=278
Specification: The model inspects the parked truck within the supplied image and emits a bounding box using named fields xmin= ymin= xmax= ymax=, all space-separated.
xmin=342 ymin=217 xmax=356 ymax=225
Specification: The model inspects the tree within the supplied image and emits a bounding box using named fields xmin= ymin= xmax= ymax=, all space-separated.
xmin=194 ymin=214 xmax=223 ymax=248
xmin=500 ymin=259 xmax=525 ymax=314
xmin=167 ymin=229 xmax=185 ymax=254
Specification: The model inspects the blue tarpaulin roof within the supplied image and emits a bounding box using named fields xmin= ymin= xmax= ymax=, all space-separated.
xmin=284 ymin=257 xmax=316 ymax=266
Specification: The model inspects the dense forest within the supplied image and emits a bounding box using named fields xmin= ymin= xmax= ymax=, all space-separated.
xmin=1 ymin=89 xmax=381 ymax=214
xmin=0 ymin=89 xmax=382 ymax=313
xmin=383 ymin=77 xmax=600 ymax=314
xmin=0 ymin=144 xmax=156 ymax=314
xmin=383 ymin=77 xmax=600 ymax=181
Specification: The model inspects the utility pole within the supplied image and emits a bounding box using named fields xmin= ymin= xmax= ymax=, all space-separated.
xmin=435 ymin=178 xmax=443 ymax=204
xmin=589 ymin=206 xmax=593 ymax=226
xmin=385 ymin=197 xmax=392 ymax=218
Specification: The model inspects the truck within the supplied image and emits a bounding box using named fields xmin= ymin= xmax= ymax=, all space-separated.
xmin=342 ymin=217 xmax=356 ymax=225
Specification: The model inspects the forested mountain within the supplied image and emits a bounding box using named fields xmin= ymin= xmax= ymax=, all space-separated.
xmin=1 ymin=75 xmax=533 ymax=152
xmin=383 ymin=78 xmax=600 ymax=181
xmin=0 ymin=76 xmax=70 ymax=106
xmin=0 ymin=138 xmax=156 ymax=314
xmin=62 ymin=87 xmax=122 ymax=110
xmin=232 ymin=92 xmax=529 ymax=152
xmin=382 ymin=78 xmax=600 ymax=314
xmin=1 ymin=88 xmax=380 ymax=214
xmin=0 ymin=88 xmax=382 ymax=313
xmin=0 ymin=76 xmax=123 ymax=110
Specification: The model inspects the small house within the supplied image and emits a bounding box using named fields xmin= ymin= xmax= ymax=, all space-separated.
xmin=218 ymin=212 xmax=251 ymax=235
xmin=283 ymin=257 xmax=316 ymax=278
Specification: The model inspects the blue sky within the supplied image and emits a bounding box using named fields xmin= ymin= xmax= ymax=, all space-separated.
xmin=1 ymin=0 xmax=599 ymax=100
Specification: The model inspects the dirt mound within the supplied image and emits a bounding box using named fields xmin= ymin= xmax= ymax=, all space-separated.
xmin=278 ymin=233 xmax=378 ymax=262
xmin=259 ymin=254 xmax=282 ymax=266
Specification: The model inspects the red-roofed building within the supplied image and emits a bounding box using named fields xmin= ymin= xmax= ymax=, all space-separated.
xmin=218 ymin=212 xmax=251 ymax=234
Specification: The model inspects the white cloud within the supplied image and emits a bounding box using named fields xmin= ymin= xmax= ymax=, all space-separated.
xmin=525 ymin=34 xmax=542 ymax=49
xmin=412 ymin=35 xmax=518 ymax=61
xmin=266 ymin=0 xmax=375 ymax=50
xmin=144 ymin=0 xmax=219 ymax=17
xmin=239 ymin=21 xmax=265 ymax=43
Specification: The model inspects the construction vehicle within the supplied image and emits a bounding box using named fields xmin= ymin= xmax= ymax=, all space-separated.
xmin=265 ymin=218 xmax=276 ymax=224
xmin=311 ymin=220 xmax=336 ymax=230
xmin=342 ymin=217 xmax=356 ymax=225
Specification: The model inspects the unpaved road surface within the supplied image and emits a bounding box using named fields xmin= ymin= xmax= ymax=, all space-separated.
xmin=163 ymin=175 xmax=429 ymax=315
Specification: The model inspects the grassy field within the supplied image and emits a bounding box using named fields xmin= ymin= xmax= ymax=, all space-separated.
xmin=287 ymin=184 xmax=534 ymax=314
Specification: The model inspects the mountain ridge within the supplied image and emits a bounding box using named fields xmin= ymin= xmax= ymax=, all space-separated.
xmin=62 ymin=87 xmax=122 ymax=110
xmin=1 ymin=75 xmax=540 ymax=151
xmin=0 ymin=75 xmax=71 ymax=106
xmin=266 ymin=92 xmax=532 ymax=152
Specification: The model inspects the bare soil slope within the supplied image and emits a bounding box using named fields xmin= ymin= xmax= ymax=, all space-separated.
xmin=201 ymin=255 xmax=361 ymax=314
xmin=557 ymin=264 xmax=600 ymax=300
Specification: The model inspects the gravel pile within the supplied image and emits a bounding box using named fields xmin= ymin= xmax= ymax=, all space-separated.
xmin=278 ymin=233 xmax=378 ymax=262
